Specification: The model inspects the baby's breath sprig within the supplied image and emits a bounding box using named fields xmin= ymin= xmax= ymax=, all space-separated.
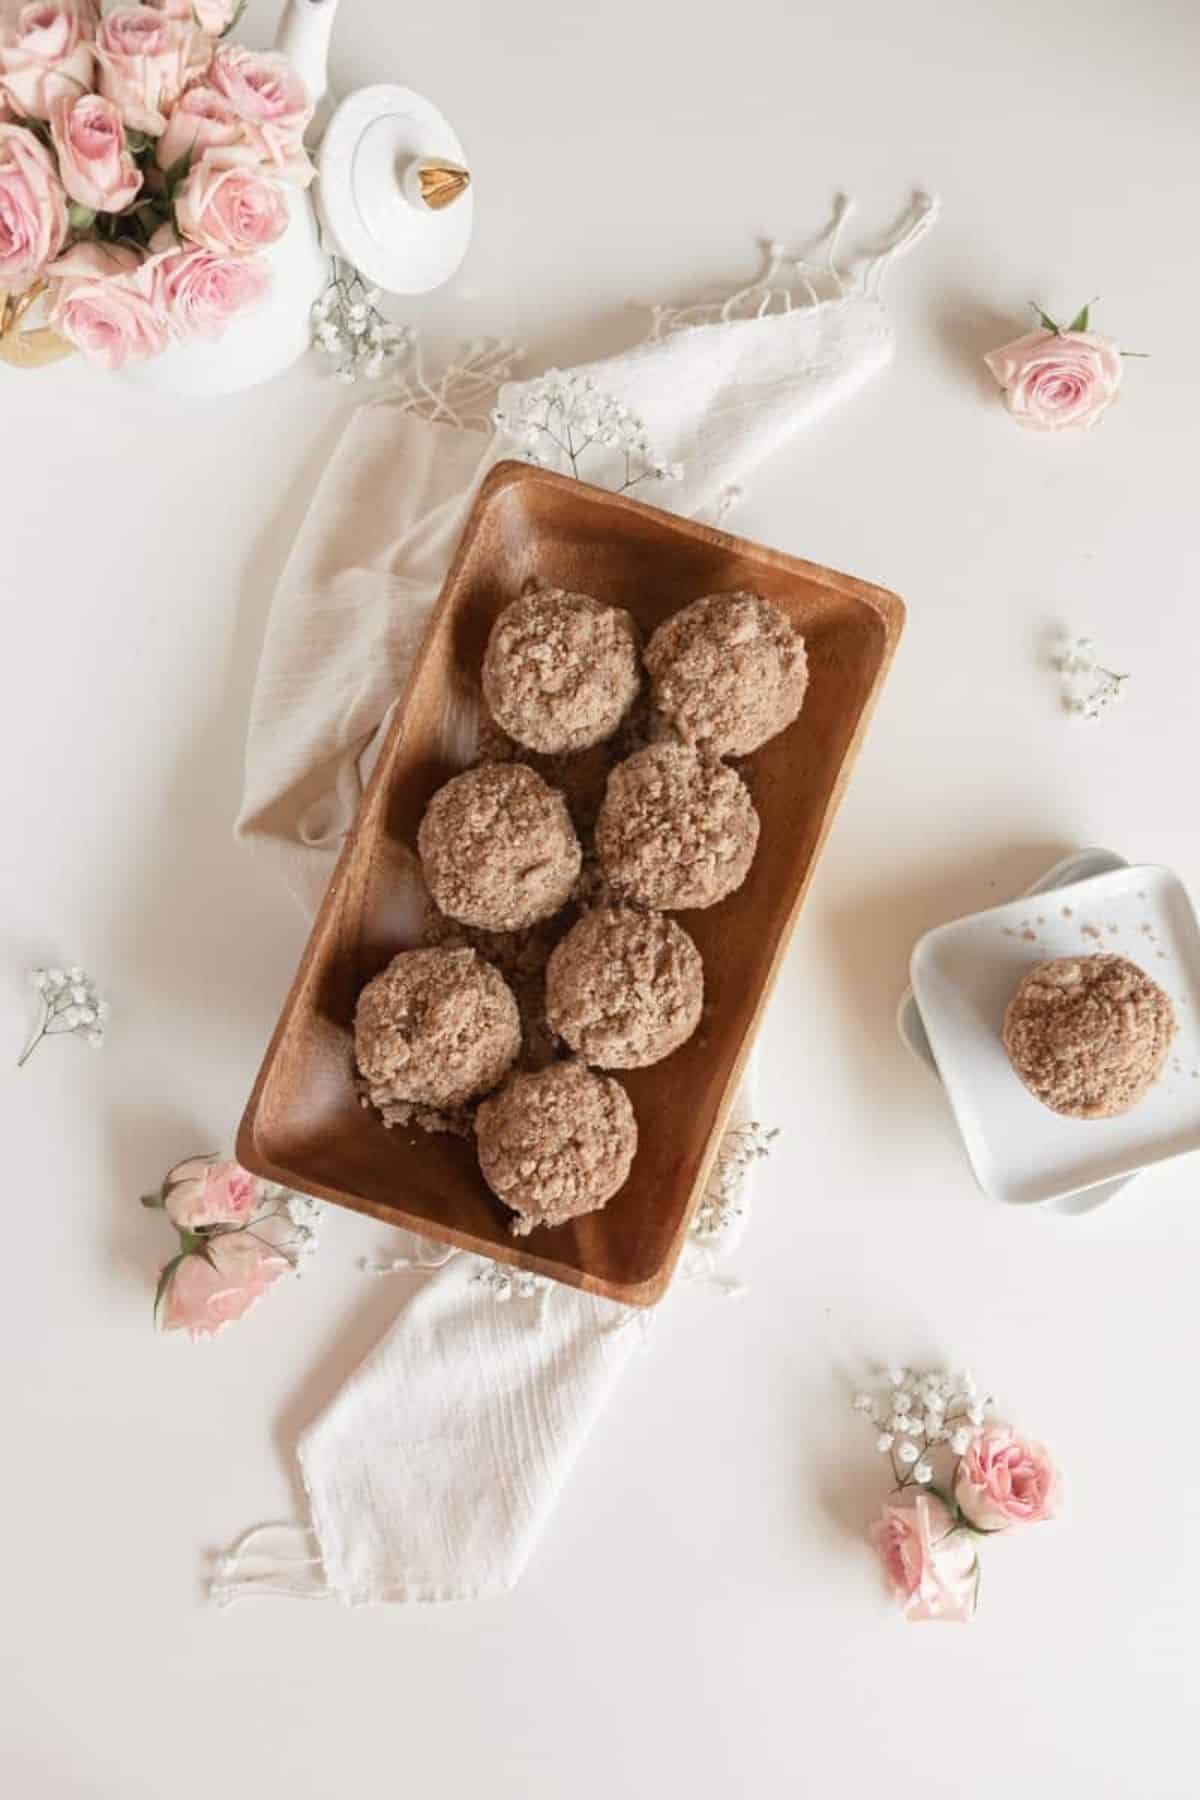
xmin=280 ymin=1190 xmax=323 ymax=1272
xmin=1055 ymin=633 xmax=1129 ymax=721
xmin=852 ymin=1367 xmax=994 ymax=1496
xmin=691 ymin=1120 xmax=778 ymax=1243
xmin=19 ymin=965 xmax=108 ymax=1066
xmin=311 ymin=258 xmax=414 ymax=384
xmin=492 ymin=369 xmax=684 ymax=493
xmin=473 ymin=1262 xmax=548 ymax=1302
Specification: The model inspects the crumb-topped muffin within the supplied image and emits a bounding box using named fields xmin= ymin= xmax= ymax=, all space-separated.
xmin=355 ymin=947 xmax=521 ymax=1111
xmin=644 ymin=590 xmax=807 ymax=756
xmin=475 ymin=1059 xmax=637 ymax=1235
xmin=1002 ymin=953 xmax=1175 ymax=1119
xmin=417 ymin=762 xmax=581 ymax=931
xmin=545 ymin=906 xmax=704 ymax=1068
xmin=482 ymin=588 xmax=641 ymax=754
xmin=595 ymin=741 xmax=759 ymax=911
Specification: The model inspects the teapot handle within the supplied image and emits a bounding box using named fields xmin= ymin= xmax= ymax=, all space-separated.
xmin=276 ymin=0 xmax=341 ymax=115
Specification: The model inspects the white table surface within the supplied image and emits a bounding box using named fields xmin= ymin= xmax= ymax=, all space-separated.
xmin=4 ymin=2 xmax=1198 ymax=1794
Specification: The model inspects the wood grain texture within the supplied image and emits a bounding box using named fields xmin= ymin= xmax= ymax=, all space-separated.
xmin=236 ymin=462 xmax=905 ymax=1305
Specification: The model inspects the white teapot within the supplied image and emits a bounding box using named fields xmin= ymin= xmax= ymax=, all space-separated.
xmin=123 ymin=0 xmax=473 ymax=397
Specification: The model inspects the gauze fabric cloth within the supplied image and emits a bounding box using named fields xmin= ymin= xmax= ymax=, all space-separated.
xmin=304 ymin=1257 xmax=647 ymax=1605
xmin=220 ymin=200 xmax=937 ymax=1605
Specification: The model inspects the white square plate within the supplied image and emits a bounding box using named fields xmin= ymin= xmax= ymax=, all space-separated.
xmin=910 ymin=864 xmax=1200 ymax=1205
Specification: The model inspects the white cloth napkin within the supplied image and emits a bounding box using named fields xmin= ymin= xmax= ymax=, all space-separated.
xmin=300 ymin=1258 xmax=646 ymax=1604
xmin=219 ymin=197 xmax=937 ymax=1605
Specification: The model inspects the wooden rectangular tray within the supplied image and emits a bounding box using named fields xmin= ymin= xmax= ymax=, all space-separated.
xmin=237 ymin=462 xmax=904 ymax=1305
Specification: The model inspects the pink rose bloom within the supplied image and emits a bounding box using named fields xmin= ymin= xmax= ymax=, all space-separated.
xmin=49 ymin=91 xmax=141 ymax=211
xmin=46 ymin=238 xmax=167 ymax=365
xmin=173 ymin=145 xmax=287 ymax=254
xmin=871 ymin=1493 xmax=979 ymax=1623
xmin=153 ymin=79 xmax=240 ymax=169
xmin=0 ymin=3 xmax=94 ymax=123
xmin=94 ymin=4 xmax=208 ymax=135
xmin=160 ymin=1231 xmax=291 ymax=1340
xmin=984 ymin=328 xmax=1123 ymax=431
xmin=162 ymin=1155 xmax=265 ymax=1229
xmin=954 ymin=1424 xmax=1058 ymax=1530
xmin=157 ymin=238 xmax=270 ymax=338
xmin=206 ymin=43 xmax=313 ymax=183
xmin=0 ymin=120 xmax=67 ymax=289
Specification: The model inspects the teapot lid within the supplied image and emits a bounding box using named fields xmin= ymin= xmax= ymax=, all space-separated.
xmin=318 ymin=84 xmax=474 ymax=295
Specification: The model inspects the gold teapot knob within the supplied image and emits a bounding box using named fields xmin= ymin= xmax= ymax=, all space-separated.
xmin=404 ymin=157 xmax=472 ymax=213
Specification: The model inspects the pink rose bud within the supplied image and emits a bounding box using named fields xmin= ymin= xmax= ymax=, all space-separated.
xmin=870 ymin=1493 xmax=979 ymax=1623
xmin=162 ymin=1156 xmax=265 ymax=1229
xmin=153 ymin=80 xmax=240 ymax=170
xmin=0 ymin=120 xmax=67 ymax=290
xmin=160 ymin=1231 xmax=291 ymax=1340
xmin=0 ymin=2 xmax=95 ymax=123
xmin=49 ymin=92 xmax=142 ymax=212
xmin=46 ymin=238 xmax=168 ymax=366
xmin=173 ymin=145 xmax=289 ymax=254
xmin=205 ymin=42 xmax=313 ymax=184
xmin=156 ymin=239 xmax=271 ymax=339
xmin=984 ymin=327 xmax=1124 ymax=431
xmin=94 ymin=4 xmax=208 ymax=136
xmin=953 ymin=1424 xmax=1058 ymax=1531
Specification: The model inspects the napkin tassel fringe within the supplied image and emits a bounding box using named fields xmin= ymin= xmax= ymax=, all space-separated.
xmin=646 ymin=190 xmax=939 ymax=339
xmin=377 ymin=193 xmax=940 ymax=435
xmin=210 ymin=1521 xmax=331 ymax=1606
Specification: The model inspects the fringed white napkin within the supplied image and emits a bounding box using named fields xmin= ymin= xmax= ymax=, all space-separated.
xmin=220 ymin=196 xmax=937 ymax=1606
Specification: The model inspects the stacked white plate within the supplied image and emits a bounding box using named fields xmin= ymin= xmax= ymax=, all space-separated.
xmin=898 ymin=849 xmax=1200 ymax=1213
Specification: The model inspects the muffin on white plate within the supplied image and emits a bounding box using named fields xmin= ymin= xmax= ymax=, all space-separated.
xmin=1002 ymin=952 xmax=1175 ymax=1119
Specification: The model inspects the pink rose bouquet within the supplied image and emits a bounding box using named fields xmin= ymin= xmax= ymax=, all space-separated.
xmin=142 ymin=1153 xmax=321 ymax=1341
xmin=0 ymin=1 xmax=310 ymax=371
xmin=985 ymin=301 xmax=1136 ymax=431
xmin=853 ymin=1366 xmax=1061 ymax=1623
